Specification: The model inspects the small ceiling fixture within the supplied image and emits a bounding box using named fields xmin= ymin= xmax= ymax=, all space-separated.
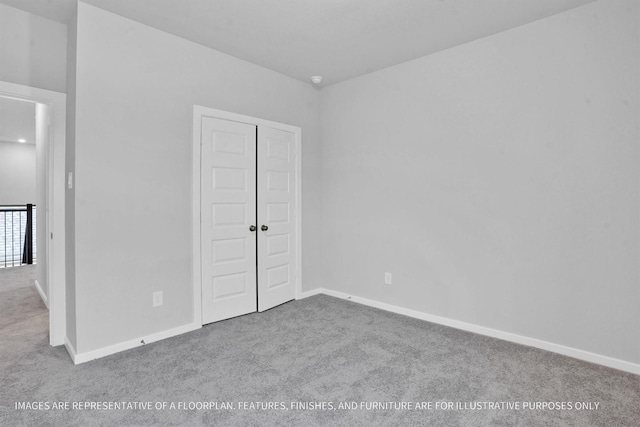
xmin=310 ymin=76 xmax=323 ymax=85
xmin=18 ymin=138 xmax=26 ymax=143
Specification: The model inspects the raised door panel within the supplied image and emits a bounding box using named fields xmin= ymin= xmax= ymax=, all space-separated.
xmin=257 ymin=126 xmax=296 ymax=311
xmin=201 ymin=117 xmax=257 ymax=324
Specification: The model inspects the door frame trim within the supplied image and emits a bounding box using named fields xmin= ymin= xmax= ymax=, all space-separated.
xmin=192 ymin=106 xmax=302 ymax=326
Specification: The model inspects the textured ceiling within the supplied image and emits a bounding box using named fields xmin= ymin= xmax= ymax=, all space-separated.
xmin=0 ymin=0 xmax=596 ymax=86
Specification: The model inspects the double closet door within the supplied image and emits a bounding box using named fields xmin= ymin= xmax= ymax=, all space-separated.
xmin=201 ymin=117 xmax=296 ymax=324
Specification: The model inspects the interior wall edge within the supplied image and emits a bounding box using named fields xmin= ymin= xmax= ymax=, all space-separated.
xmin=64 ymin=337 xmax=78 ymax=364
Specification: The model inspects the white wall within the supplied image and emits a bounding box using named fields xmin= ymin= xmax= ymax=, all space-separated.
xmin=0 ymin=3 xmax=67 ymax=93
xmin=35 ymin=103 xmax=48 ymax=302
xmin=0 ymin=141 xmax=36 ymax=204
xmin=320 ymin=0 xmax=639 ymax=365
xmin=68 ymin=2 xmax=322 ymax=354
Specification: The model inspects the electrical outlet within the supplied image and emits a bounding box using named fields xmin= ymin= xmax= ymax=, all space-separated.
xmin=153 ymin=291 xmax=163 ymax=307
xmin=384 ymin=272 xmax=392 ymax=285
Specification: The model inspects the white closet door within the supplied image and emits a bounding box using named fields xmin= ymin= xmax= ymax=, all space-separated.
xmin=201 ymin=117 xmax=257 ymax=324
xmin=257 ymin=126 xmax=296 ymax=311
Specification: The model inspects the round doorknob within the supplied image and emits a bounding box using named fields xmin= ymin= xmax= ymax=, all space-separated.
xmin=249 ymin=225 xmax=256 ymax=232
xmin=261 ymin=225 xmax=269 ymax=231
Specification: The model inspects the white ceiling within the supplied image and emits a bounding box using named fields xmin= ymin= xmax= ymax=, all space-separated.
xmin=1 ymin=0 xmax=596 ymax=86
xmin=0 ymin=97 xmax=35 ymax=144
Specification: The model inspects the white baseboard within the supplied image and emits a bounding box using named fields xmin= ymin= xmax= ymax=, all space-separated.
xmin=71 ymin=322 xmax=201 ymax=365
xmin=298 ymin=288 xmax=324 ymax=299
xmin=311 ymin=287 xmax=640 ymax=375
xmin=34 ymin=279 xmax=49 ymax=309
xmin=62 ymin=287 xmax=639 ymax=374
xmin=64 ymin=337 xmax=78 ymax=364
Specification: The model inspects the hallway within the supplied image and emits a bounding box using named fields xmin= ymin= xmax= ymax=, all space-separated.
xmin=0 ymin=265 xmax=48 ymax=359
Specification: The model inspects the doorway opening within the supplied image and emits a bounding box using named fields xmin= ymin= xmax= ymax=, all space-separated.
xmin=0 ymin=80 xmax=66 ymax=347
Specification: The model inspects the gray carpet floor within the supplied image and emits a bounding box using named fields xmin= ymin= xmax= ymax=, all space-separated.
xmin=1 ymin=266 xmax=639 ymax=426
